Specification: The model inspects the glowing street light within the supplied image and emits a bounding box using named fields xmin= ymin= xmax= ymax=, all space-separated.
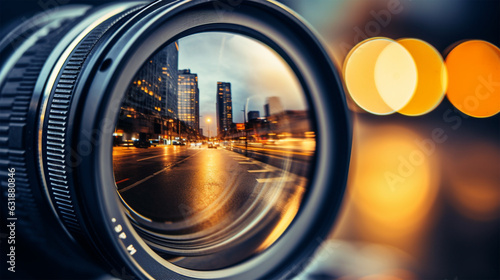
xmin=206 ymin=118 xmax=211 ymax=139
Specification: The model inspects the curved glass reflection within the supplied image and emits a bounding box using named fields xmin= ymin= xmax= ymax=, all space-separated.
xmin=112 ymin=32 xmax=316 ymax=269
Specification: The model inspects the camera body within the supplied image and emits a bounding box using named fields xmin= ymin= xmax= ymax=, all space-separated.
xmin=0 ymin=1 xmax=350 ymax=279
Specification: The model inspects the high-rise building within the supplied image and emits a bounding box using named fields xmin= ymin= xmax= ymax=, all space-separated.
xmin=248 ymin=111 xmax=260 ymax=121
xmin=123 ymin=41 xmax=178 ymax=119
xmin=161 ymin=42 xmax=180 ymax=119
xmin=264 ymin=96 xmax=283 ymax=117
xmin=216 ymin=82 xmax=233 ymax=136
xmin=178 ymin=69 xmax=200 ymax=133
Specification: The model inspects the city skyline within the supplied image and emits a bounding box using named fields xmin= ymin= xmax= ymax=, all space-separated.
xmin=177 ymin=32 xmax=307 ymax=137
xmin=116 ymin=32 xmax=309 ymax=140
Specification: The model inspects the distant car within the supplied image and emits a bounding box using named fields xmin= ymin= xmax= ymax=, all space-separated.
xmin=133 ymin=141 xmax=150 ymax=148
xmin=149 ymin=140 xmax=159 ymax=147
xmin=120 ymin=140 xmax=134 ymax=147
xmin=264 ymin=139 xmax=277 ymax=145
xmin=208 ymin=143 xmax=217 ymax=149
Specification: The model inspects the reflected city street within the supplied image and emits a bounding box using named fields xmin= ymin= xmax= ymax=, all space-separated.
xmin=114 ymin=142 xmax=311 ymax=225
xmin=111 ymin=31 xmax=315 ymax=269
xmin=113 ymin=140 xmax=313 ymax=269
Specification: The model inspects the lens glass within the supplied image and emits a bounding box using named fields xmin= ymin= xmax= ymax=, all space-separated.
xmin=112 ymin=32 xmax=316 ymax=269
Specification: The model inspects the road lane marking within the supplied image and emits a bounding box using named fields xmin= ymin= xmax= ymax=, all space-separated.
xmin=238 ymin=161 xmax=258 ymax=164
xmin=229 ymin=148 xmax=294 ymax=162
xmin=113 ymin=149 xmax=166 ymax=158
xmin=256 ymin=177 xmax=294 ymax=183
xmin=135 ymin=148 xmax=183 ymax=162
xmin=118 ymin=172 xmax=161 ymax=193
xmin=247 ymin=170 xmax=273 ymax=173
xmin=115 ymin=178 xmax=130 ymax=184
xmin=228 ymin=149 xmax=294 ymax=174
xmin=113 ymin=151 xmax=156 ymax=158
xmin=136 ymin=154 xmax=166 ymax=162
xmin=232 ymin=145 xmax=314 ymax=156
xmin=232 ymin=156 xmax=249 ymax=159
xmin=118 ymin=150 xmax=203 ymax=193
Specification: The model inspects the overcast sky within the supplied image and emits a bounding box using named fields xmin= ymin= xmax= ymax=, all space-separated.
xmin=177 ymin=32 xmax=307 ymax=135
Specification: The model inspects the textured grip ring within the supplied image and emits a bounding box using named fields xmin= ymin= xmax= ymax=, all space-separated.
xmin=40 ymin=9 xmax=137 ymax=240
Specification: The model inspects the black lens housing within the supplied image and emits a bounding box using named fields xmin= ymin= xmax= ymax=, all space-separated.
xmin=0 ymin=0 xmax=350 ymax=279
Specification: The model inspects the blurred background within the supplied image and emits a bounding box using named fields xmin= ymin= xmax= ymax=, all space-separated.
xmin=279 ymin=0 xmax=500 ymax=279
xmin=1 ymin=0 xmax=499 ymax=279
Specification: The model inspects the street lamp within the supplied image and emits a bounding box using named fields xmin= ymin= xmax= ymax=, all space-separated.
xmin=168 ymin=119 xmax=173 ymax=145
xmin=206 ymin=118 xmax=211 ymax=140
xmin=242 ymin=105 xmax=248 ymax=156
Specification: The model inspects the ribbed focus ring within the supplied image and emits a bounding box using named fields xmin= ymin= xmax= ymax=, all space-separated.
xmin=41 ymin=8 xmax=138 ymax=239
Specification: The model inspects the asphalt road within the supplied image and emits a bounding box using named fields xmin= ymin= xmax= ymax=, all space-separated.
xmin=113 ymin=145 xmax=311 ymax=229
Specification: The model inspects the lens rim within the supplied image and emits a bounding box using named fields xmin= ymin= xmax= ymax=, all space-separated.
xmin=36 ymin=1 xmax=148 ymax=246
xmin=73 ymin=0 xmax=350 ymax=278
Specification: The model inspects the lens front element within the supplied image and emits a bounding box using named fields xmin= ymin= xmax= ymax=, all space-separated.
xmin=113 ymin=32 xmax=316 ymax=270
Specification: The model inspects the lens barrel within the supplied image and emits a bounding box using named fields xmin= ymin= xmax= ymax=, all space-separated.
xmin=0 ymin=1 xmax=350 ymax=279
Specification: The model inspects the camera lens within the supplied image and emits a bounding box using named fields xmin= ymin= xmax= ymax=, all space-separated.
xmin=0 ymin=1 xmax=350 ymax=279
xmin=114 ymin=31 xmax=315 ymax=270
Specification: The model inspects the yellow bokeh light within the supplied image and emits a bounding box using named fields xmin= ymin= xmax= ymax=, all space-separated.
xmin=445 ymin=40 xmax=500 ymax=118
xmin=344 ymin=38 xmax=418 ymax=115
xmin=344 ymin=38 xmax=396 ymax=115
xmin=398 ymin=38 xmax=448 ymax=116
xmin=349 ymin=124 xmax=438 ymax=239
xmin=374 ymin=41 xmax=417 ymax=111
